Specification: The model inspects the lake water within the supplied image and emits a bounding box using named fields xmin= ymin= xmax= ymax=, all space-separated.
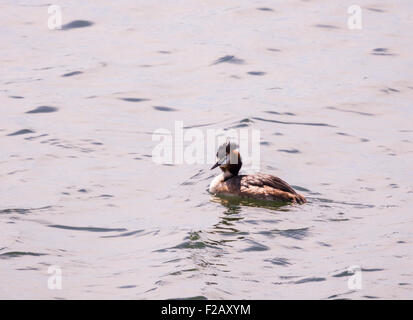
xmin=1 ymin=0 xmax=412 ymax=299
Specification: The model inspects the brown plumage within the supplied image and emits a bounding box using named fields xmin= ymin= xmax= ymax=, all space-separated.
xmin=209 ymin=142 xmax=306 ymax=204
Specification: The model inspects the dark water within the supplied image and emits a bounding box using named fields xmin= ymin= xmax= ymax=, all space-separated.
xmin=1 ymin=0 xmax=412 ymax=299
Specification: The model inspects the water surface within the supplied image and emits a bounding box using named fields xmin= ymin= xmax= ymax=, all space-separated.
xmin=1 ymin=0 xmax=412 ymax=299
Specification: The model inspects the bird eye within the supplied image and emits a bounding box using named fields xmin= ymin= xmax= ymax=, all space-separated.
xmin=226 ymin=143 xmax=230 ymax=153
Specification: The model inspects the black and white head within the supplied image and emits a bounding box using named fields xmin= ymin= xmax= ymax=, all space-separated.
xmin=210 ymin=141 xmax=242 ymax=180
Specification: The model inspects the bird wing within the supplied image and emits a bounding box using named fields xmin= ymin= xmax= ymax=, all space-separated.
xmin=241 ymin=173 xmax=297 ymax=194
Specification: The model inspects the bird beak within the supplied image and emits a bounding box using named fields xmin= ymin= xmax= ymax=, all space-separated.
xmin=211 ymin=155 xmax=227 ymax=170
xmin=210 ymin=161 xmax=220 ymax=170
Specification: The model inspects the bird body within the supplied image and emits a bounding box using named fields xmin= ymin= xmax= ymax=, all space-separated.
xmin=209 ymin=142 xmax=306 ymax=204
xmin=209 ymin=172 xmax=306 ymax=204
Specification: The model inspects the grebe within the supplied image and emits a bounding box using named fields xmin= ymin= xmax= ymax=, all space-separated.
xmin=209 ymin=142 xmax=306 ymax=204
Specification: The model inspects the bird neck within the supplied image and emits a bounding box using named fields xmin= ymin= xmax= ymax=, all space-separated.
xmin=222 ymin=162 xmax=242 ymax=181
xmin=222 ymin=169 xmax=234 ymax=181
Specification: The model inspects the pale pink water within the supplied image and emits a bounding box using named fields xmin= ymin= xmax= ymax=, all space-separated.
xmin=0 ymin=0 xmax=412 ymax=299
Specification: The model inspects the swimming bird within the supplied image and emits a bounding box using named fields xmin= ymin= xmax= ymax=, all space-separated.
xmin=209 ymin=142 xmax=306 ymax=204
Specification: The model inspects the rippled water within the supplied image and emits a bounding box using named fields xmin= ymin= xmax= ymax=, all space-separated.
xmin=1 ymin=0 xmax=413 ymax=299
